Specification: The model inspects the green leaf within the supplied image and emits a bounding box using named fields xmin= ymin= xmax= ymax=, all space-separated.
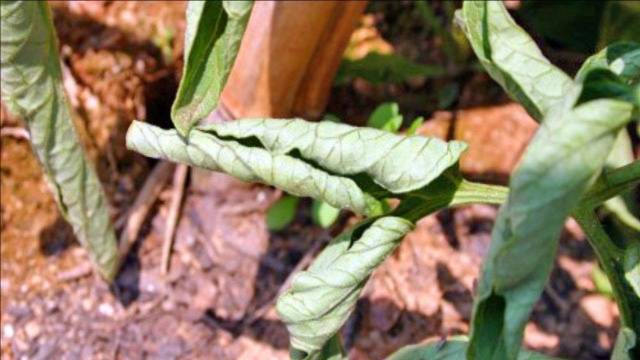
xmin=126 ymin=119 xmax=467 ymax=215
xmin=388 ymin=337 xmax=562 ymax=360
xmin=297 ymin=334 xmax=346 ymax=360
xmin=467 ymin=80 xmax=635 ymax=359
xmin=171 ymin=0 xmax=252 ymax=136
xmin=517 ymin=1 xmax=604 ymax=54
xmin=406 ymin=116 xmax=424 ymax=136
xmin=276 ymin=216 xmax=414 ymax=355
xmin=612 ymin=328 xmax=637 ymax=360
xmin=599 ymin=1 xmax=640 ymax=49
xmin=456 ymin=1 xmax=572 ymax=121
xmin=311 ymin=200 xmax=340 ymax=229
xmin=335 ymin=52 xmax=445 ymax=85
xmin=367 ymin=102 xmax=403 ymax=133
xmin=592 ymin=265 xmax=614 ymax=298
xmin=267 ymin=195 xmax=299 ymax=231
xmin=576 ymin=42 xmax=640 ymax=85
xmin=0 ymin=1 xmax=119 ymax=280
xmin=624 ymin=243 xmax=640 ymax=298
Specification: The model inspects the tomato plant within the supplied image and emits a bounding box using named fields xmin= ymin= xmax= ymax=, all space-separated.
xmin=2 ymin=1 xmax=638 ymax=359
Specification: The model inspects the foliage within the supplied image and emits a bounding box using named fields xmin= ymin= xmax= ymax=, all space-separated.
xmin=457 ymin=2 xmax=640 ymax=359
xmin=335 ymin=52 xmax=444 ymax=85
xmin=171 ymin=0 xmax=252 ymax=136
xmin=125 ymin=1 xmax=640 ymax=358
xmin=387 ymin=337 xmax=559 ymax=360
xmin=266 ymin=195 xmax=299 ymax=231
xmin=4 ymin=0 xmax=638 ymax=358
xmin=0 ymin=1 xmax=119 ymax=280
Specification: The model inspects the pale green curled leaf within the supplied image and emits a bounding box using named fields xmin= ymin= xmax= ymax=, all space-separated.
xmin=0 ymin=1 xmax=118 ymax=280
xmin=267 ymin=195 xmax=299 ymax=231
xmin=276 ymin=217 xmax=414 ymax=355
xmin=126 ymin=119 xmax=467 ymax=216
xmin=612 ymin=328 xmax=637 ymax=360
xmin=388 ymin=337 xmax=562 ymax=360
xmin=201 ymin=119 xmax=467 ymax=193
xmin=297 ymin=334 xmax=346 ymax=360
xmin=468 ymin=86 xmax=635 ymax=358
xmin=171 ymin=0 xmax=252 ymax=136
xmin=456 ymin=1 xmax=572 ymax=121
xmin=367 ymin=102 xmax=403 ymax=133
xmin=311 ymin=200 xmax=340 ymax=229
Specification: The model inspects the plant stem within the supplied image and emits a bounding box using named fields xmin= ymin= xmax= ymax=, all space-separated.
xmin=573 ymin=207 xmax=640 ymax=358
xmin=452 ymin=179 xmax=509 ymax=206
xmin=395 ymin=177 xmax=508 ymax=223
xmin=581 ymin=160 xmax=640 ymax=209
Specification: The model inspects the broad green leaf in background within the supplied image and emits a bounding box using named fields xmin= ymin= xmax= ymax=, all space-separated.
xmin=267 ymin=195 xmax=299 ymax=231
xmin=598 ymin=1 xmax=640 ymax=49
xmin=517 ymin=0 xmax=605 ymax=54
xmin=311 ymin=200 xmax=340 ymax=229
xmin=467 ymin=73 xmax=635 ymax=359
xmin=456 ymin=1 xmax=572 ymax=121
xmin=277 ymin=217 xmax=415 ymax=354
xmin=388 ymin=337 xmax=562 ymax=360
xmin=171 ymin=0 xmax=253 ymax=136
xmin=0 ymin=1 xmax=119 ymax=279
xmin=367 ymin=102 xmax=403 ymax=132
xmin=334 ymin=52 xmax=444 ymax=85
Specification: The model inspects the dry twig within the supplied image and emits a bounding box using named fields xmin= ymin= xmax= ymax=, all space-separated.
xmin=161 ymin=164 xmax=189 ymax=274
xmin=118 ymin=161 xmax=175 ymax=260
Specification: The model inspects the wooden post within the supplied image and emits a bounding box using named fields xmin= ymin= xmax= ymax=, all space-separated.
xmin=217 ymin=1 xmax=367 ymax=120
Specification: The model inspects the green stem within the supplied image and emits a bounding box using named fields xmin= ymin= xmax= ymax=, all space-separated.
xmin=394 ymin=176 xmax=508 ymax=223
xmin=581 ymin=160 xmax=640 ymax=209
xmin=573 ymin=207 xmax=640 ymax=358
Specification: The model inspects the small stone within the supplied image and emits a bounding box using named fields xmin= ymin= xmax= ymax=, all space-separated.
xmin=3 ymin=324 xmax=15 ymax=339
xmin=580 ymin=294 xmax=614 ymax=327
xmin=24 ymin=321 xmax=41 ymax=339
xmin=98 ymin=303 xmax=114 ymax=317
xmin=81 ymin=298 xmax=93 ymax=312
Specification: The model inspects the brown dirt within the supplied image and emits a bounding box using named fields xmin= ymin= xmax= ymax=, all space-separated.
xmin=1 ymin=2 xmax=622 ymax=360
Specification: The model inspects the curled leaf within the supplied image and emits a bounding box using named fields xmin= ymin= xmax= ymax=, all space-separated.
xmin=276 ymin=217 xmax=414 ymax=355
xmin=0 ymin=1 xmax=118 ymax=279
xmin=456 ymin=1 xmax=572 ymax=121
xmin=126 ymin=119 xmax=467 ymax=215
xmin=202 ymin=119 xmax=468 ymax=194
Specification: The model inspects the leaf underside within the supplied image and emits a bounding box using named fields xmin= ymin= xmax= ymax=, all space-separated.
xmin=459 ymin=2 xmax=639 ymax=359
xmin=0 ymin=1 xmax=119 ymax=279
xmin=127 ymin=118 xmax=467 ymax=216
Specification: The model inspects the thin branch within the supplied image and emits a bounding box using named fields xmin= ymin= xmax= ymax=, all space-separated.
xmin=161 ymin=164 xmax=189 ymax=274
xmin=573 ymin=207 xmax=640 ymax=346
xmin=118 ymin=161 xmax=174 ymax=260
